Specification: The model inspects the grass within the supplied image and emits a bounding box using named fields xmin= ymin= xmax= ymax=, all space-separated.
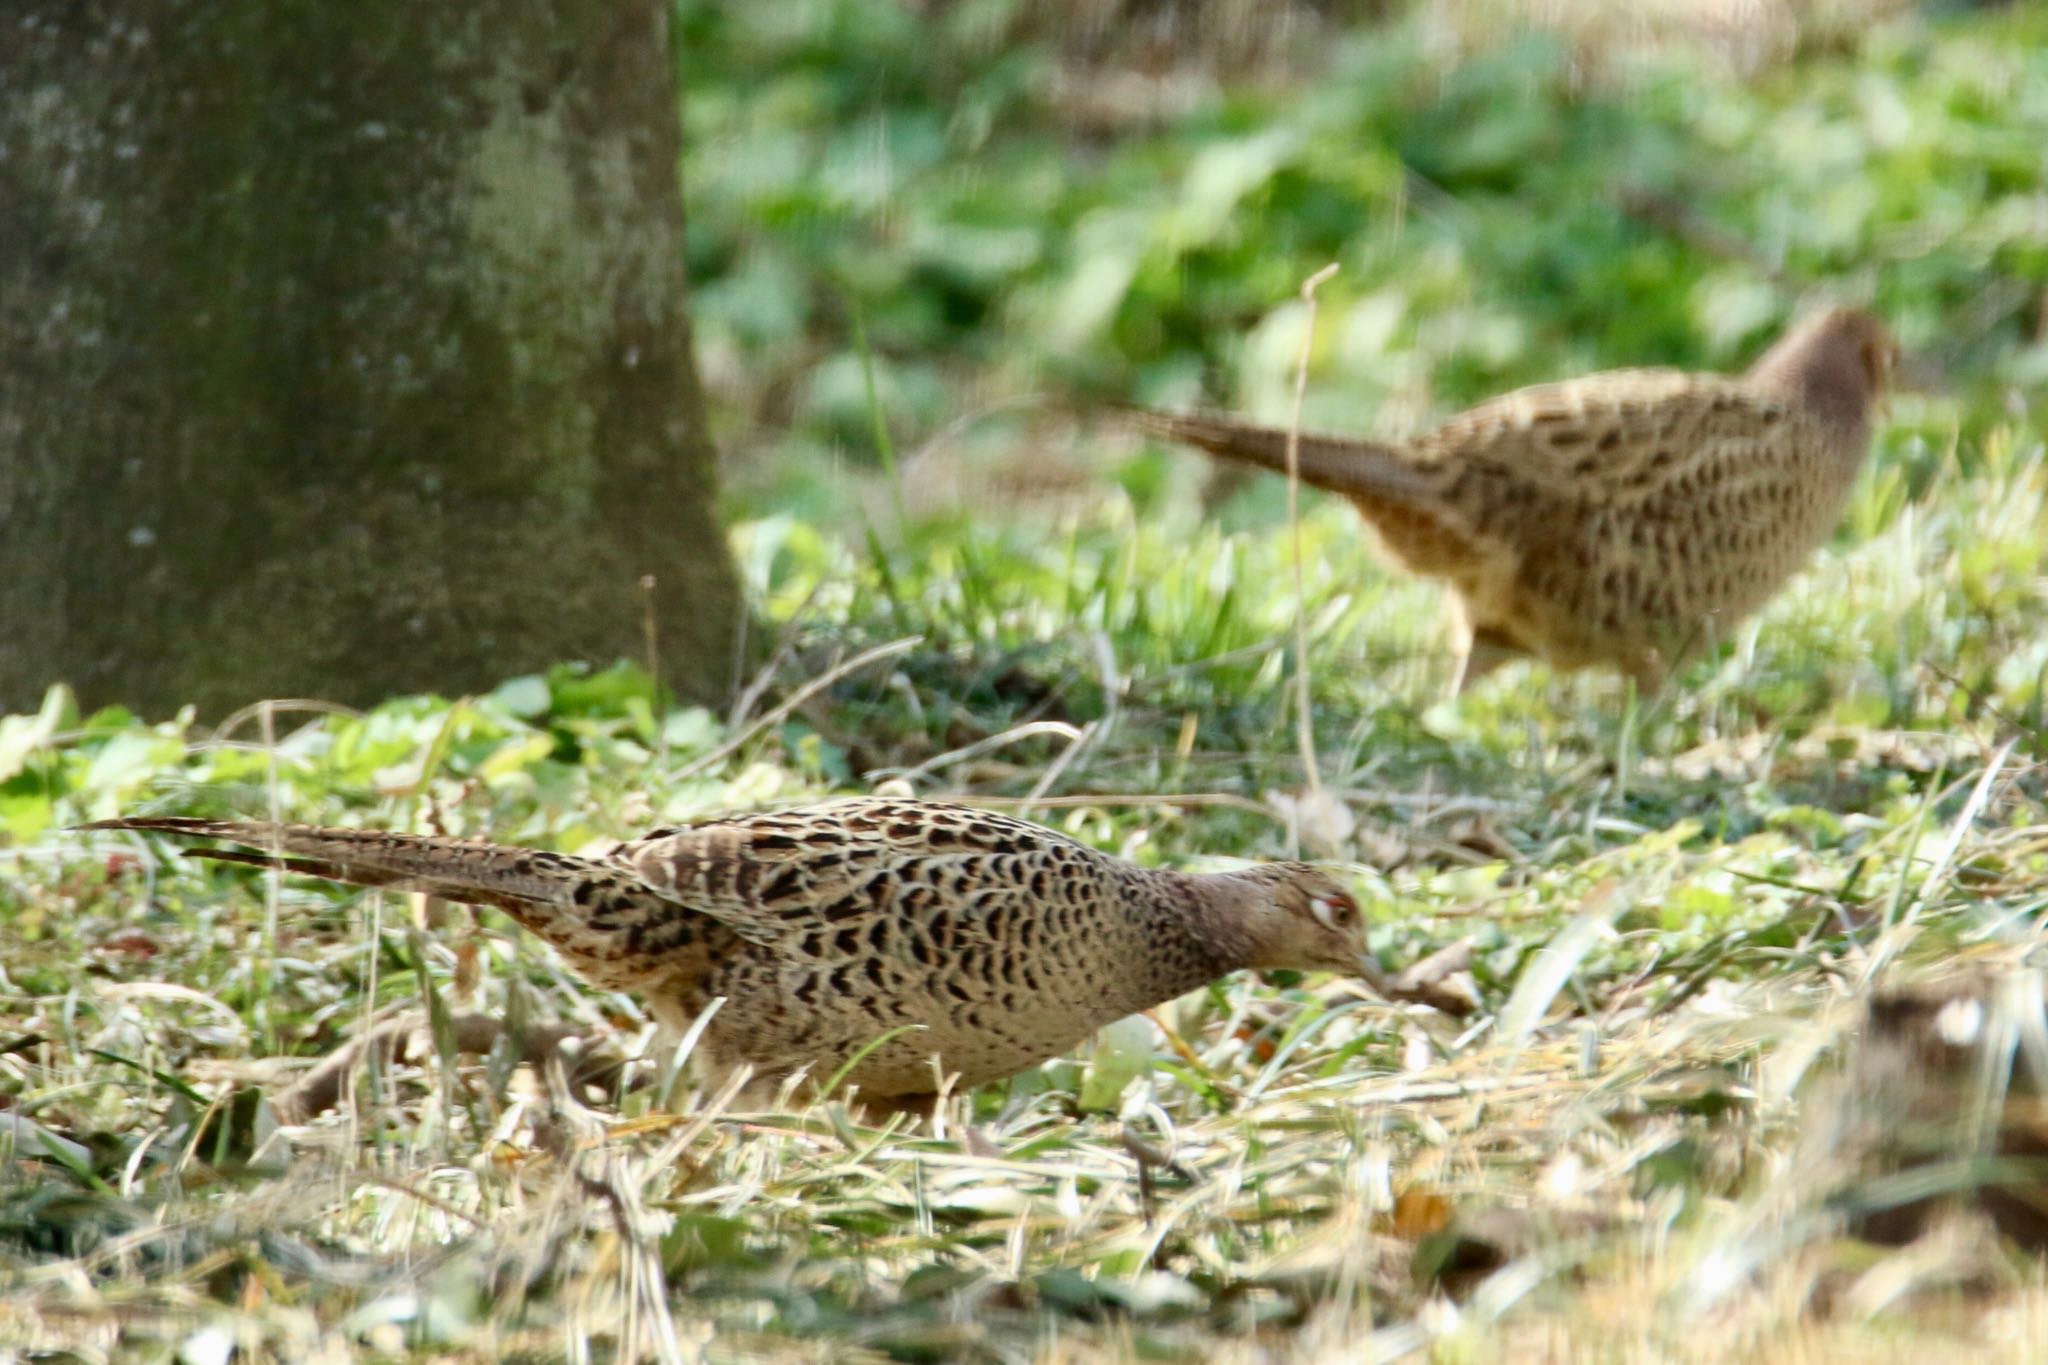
xmin=6 ymin=0 xmax=2048 ymax=1359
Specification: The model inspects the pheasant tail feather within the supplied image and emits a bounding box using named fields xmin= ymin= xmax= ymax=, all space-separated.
xmin=78 ymin=816 xmax=631 ymax=947
xmin=1116 ymin=404 xmax=1434 ymax=505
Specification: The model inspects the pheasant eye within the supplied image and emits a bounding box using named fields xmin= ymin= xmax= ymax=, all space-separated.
xmin=1310 ymin=893 xmax=1355 ymax=931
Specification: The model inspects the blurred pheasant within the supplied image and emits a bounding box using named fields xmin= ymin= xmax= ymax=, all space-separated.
xmin=86 ymin=799 xmax=1369 ymax=1102
xmin=1125 ymin=306 xmax=1897 ymax=692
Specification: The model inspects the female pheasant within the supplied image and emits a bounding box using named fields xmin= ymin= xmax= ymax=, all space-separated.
xmin=87 ymin=799 xmax=1369 ymax=1101
xmin=1126 ymin=306 xmax=1897 ymax=692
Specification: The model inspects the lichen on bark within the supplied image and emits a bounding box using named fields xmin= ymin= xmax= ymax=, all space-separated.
xmin=0 ymin=0 xmax=741 ymax=717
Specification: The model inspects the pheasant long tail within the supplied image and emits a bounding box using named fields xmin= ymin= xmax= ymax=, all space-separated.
xmin=1116 ymin=405 xmax=1434 ymax=505
xmin=80 ymin=817 xmax=603 ymax=927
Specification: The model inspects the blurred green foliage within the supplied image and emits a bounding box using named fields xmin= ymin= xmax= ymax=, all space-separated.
xmin=681 ymin=0 xmax=2048 ymax=503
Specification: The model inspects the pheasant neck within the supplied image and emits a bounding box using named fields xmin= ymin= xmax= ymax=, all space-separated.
xmin=1108 ymin=869 xmax=1251 ymax=1012
xmin=1746 ymin=332 xmax=1873 ymax=459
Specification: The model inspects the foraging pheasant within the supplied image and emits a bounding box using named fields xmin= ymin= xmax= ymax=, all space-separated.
xmin=86 ymin=800 xmax=1369 ymax=1101
xmin=1125 ymin=306 xmax=1897 ymax=692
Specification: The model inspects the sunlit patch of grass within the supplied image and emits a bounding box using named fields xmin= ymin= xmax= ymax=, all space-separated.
xmin=2 ymin=401 xmax=2044 ymax=1353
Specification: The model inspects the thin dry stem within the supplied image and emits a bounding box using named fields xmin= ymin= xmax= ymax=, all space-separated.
xmin=1285 ymin=262 xmax=1340 ymax=842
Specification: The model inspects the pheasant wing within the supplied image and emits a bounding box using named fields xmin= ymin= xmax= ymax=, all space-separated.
xmin=608 ymin=799 xmax=1105 ymax=957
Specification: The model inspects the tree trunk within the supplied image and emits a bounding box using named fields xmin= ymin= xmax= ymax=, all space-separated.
xmin=0 ymin=0 xmax=741 ymax=718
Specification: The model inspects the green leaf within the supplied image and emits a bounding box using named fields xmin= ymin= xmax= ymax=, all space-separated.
xmin=0 ymin=684 xmax=74 ymax=784
xmin=489 ymin=674 xmax=552 ymax=720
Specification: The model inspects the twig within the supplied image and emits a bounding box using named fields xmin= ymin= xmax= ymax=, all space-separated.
xmin=871 ymin=720 xmax=1084 ymax=786
xmin=1614 ymin=186 xmax=1801 ymax=293
xmin=672 ymin=635 xmax=924 ymax=782
xmin=1269 ymin=266 xmax=1351 ymax=855
xmin=898 ymin=392 xmax=1052 ymax=471
xmin=1379 ymin=936 xmax=1482 ymax=1016
xmin=1284 ymin=263 xmax=1340 ymax=841
xmin=207 ymin=698 xmax=362 ymax=747
xmin=955 ymin=790 xmax=1283 ymax=823
xmin=727 ymin=578 xmax=828 ymax=732
xmin=1022 ymin=628 xmax=1125 ymax=817
xmin=353 ymin=1170 xmax=488 ymax=1232
xmin=640 ymin=574 xmax=666 ymax=767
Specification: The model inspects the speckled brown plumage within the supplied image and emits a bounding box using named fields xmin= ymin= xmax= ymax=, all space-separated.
xmin=85 ymin=799 xmax=1368 ymax=1100
xmin=1125 ymin=306 xmax=1897 ymax=691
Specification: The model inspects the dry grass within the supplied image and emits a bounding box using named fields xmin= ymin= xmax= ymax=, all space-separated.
xmin=4 ymin=657 xmax=2047 ymax=1358
xmin=6 ymin=393 xmax=2047 ymax=1361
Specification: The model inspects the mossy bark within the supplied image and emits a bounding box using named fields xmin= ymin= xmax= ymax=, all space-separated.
xmin=0 ymin=0 xmax=741 ymax=717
